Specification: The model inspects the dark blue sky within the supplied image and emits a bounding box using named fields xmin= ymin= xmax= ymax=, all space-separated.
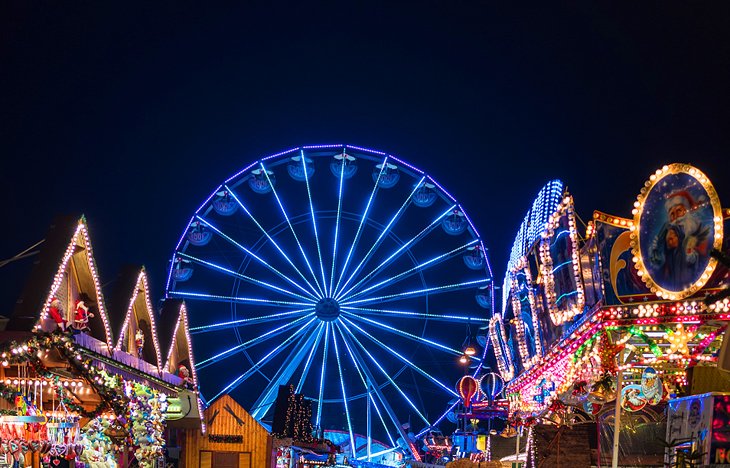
xmin=1 ymin=2 xmax=728 ymax=309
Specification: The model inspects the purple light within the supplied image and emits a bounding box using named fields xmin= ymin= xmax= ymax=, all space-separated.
xmin=195 ymin=185 xmax=223 ymax=214
xmin=302 ymin=144 xmax=344 ymax=149
xmin=224 ymin=161 xmax=261 ymax=184
xmin=427 ymin=175 xmax=457 ymax=203
xmin=261 ymin=147 xmax=300 ymax=161
xmin=459 ymin=204 xmax=481 ymax=238
xmin=388 ymin=155 xmax=424 ymax=175
xmin=345 ymin=145 xmax=387 ymax=156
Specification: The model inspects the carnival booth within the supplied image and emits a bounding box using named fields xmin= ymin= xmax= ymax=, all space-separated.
xmin=488 ymin=164 xmax=729 ymax=466
xmin=179 ymin=394 xmax=271 ymax=468
xmin=0 ymin=216 xmax=203 ymax=467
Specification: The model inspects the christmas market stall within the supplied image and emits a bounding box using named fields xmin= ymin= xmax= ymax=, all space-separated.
xmin=488 ymin=164 xmax=730 ymax=466
xmin=0 ymin=216 xmax=203 ymax=467
xmin=179 ymin=394 xmax=271 ymax=468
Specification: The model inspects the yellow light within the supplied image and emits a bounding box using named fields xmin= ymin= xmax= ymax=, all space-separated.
xmin=459 ymin=354 xmax=469 ymax=364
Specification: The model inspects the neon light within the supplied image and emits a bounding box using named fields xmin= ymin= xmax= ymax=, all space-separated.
xmin=194 ymin=215 xmax=318 ymax=299
xmin=388 ymin=155 xmax=424 ymax=175
xmin=329 ymin=154 xmax=346 ymax=296
xmin=334 ymin=323 xmax=396 ymax=448
xmin=458 ymin=204 xmax=482 ymax=238
xmin=189 ymin=308 xmax=313 ymax=334
xmin=343 ymin=240 xmax=478 ymax=301
xmin=316 ymin=323 xmax=330 ymax=426
xmin=341 ymin=306 xmax=489 ymax=323
xmin=331 ymin=325 xmax=357 ymax=457
xmin=333 ymin=156 xmax=389 ymax=294
xmin=261 ymin=162 xmax=325 ymax=297
xmin=336 ymin=205 xmax=456 ymax=300
xmin=170 ymin=291 xmax=311 ymax=308
xmin=296 ymin=323 xmax=325 ymax=393
xmin=334 ymin=177 xmax=425 ymax=299
xmin=196 ymin=315 xmax=316 ymax=369
xmin=340 ymin=319 xmax=430 ymax=425
xmin=340 ymin=317 xmax=459 ymax=397
xmin=178 ymin=251 xmax=314 ymax=302
xmin=341 ymin=278 xmax=489 ymax=306
xmin=427 ymin=176 xmax=456 ymax=203
xmin=345 ymin=145 xmax=387 ymax=155
xmin=224 ymin=186 xmax=321 ymax=299
xmin=300 ymin=150 xmax=329 ymax=296
xmin=341 ymin=311 xmax=479 ymax=360
xmin=210 ymin=319 xmax=317 ymax=401
xmin=224 ymin=160 xmax=262 ymax=184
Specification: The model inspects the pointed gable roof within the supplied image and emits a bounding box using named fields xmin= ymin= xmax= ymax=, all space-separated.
xmin=9 ymin=215 xmax=113 ymax=346
xmin=109 ymin=266 xmax=163 ymax=370
xmin=160 ymin=300 xmax=199 ymax=387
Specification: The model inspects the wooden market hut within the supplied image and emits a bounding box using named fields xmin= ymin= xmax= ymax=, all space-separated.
xmin=0 ymin=215 xmax=204 ymax=466
xmin=107 ymin=265 xmax=163 ymax=373
xmin=180 ymin=394 xmax=272 ymax=468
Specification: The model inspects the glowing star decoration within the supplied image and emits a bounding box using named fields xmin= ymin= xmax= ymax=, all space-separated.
xmin=666 ymin=323 xmax=692 ymax=355
xmin=538 ymin=195 xmax=586 ymax=326
xmin=630 ymin=163 xmax=724 ymax=301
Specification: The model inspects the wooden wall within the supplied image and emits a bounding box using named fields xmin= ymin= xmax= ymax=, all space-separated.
xmin=182 ymin=395 xmax=272 ymax=468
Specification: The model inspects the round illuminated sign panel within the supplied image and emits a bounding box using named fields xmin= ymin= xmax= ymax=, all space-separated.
xmin=631 ymin=164 xmax=723 ymax=300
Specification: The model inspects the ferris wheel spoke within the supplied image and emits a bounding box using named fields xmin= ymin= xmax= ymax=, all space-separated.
xmin=342 ymin=309 xmax=477 ymax=359
xmin=261 ymin=162 xmax=325 ymax=297
xmin=209 ymin=318 xmax=317 ymax=401
xmin=342 ymin=239 xmax=478 ymax=302
xmin=337 ymin=319 xmax=430 ymax=426
xmin=224 ymin=185 xmax=322 ymax=299
xmin=177 ymin=252 xmax=313 ymax=303
xmin=332 ymin=156 xmax=389 ymax=295
xmin=316 ymin=323 xmax=330 ymax=428
xmin=299 ymin=151 xmax=330 ymax=296
xmin=250 ymin=326 xmax=322 ymax=420
xmin=331 ymin=325 xmax=357 ymax=457
xmin=335 ymin=205 xmax=457 ymax=301
xmin=416 ymin=401 xmax=459 ymax=438
xmin=334 ymin=322 xmax=399 ymax=449
xmin=194 ymin=215 xmax=319 ymax=300
xmin=329 ymin=151 xmax=347 ymax=297
xmin=340 ymin=318 xmax=459 ymax=397
xmin=189 ymin=308 xmax=313 ymax=334
xmin=333 ymin=176 xmax=424 ymax=299
xmin=296 ymin=322 xmax=326 ymax=393
xmin=196 ymin=314 xmax=316 ymax=369
xmin=170 ymin=291 xmax=312 ymax=308
xmin=341 ymin=306 xmax=489 ymax=324
xmin=340 ymin=278 xmax=489 ymax=307
xmin=335 ymin=321 xmax=417 ymax=458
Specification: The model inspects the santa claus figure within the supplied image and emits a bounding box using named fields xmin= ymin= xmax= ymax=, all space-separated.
xmin=134 ymin=329 xmax=145 ymax=358
xmin=73 ymin=300 xmax=94 ymax=331
xmin=48 ymin=297 xmax=67 ymax=331
xmin=177 ymin=365 xmax=194 ymax=389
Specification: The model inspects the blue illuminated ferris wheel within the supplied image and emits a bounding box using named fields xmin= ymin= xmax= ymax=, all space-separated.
xmin=166 ymin=144 xmax=493 ymax=459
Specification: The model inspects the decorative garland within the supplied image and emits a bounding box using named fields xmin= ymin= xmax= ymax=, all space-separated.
xmin=0 ymin=330 xmax=167 ymax=465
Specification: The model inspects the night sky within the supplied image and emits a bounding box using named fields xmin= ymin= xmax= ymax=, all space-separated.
xmin=1 ymin=3 xmax=729 ymax=422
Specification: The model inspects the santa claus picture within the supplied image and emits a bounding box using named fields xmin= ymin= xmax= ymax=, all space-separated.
xmin=640 ymin=169 xmax=715 ymax=293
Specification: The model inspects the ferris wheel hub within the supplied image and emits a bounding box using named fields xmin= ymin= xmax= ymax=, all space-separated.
xmin=315 ymin=297 xmax=341 ymax=322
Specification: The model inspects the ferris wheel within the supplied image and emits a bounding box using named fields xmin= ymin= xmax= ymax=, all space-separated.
xmin=166 ymin=144 xmax=493 ymax=459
